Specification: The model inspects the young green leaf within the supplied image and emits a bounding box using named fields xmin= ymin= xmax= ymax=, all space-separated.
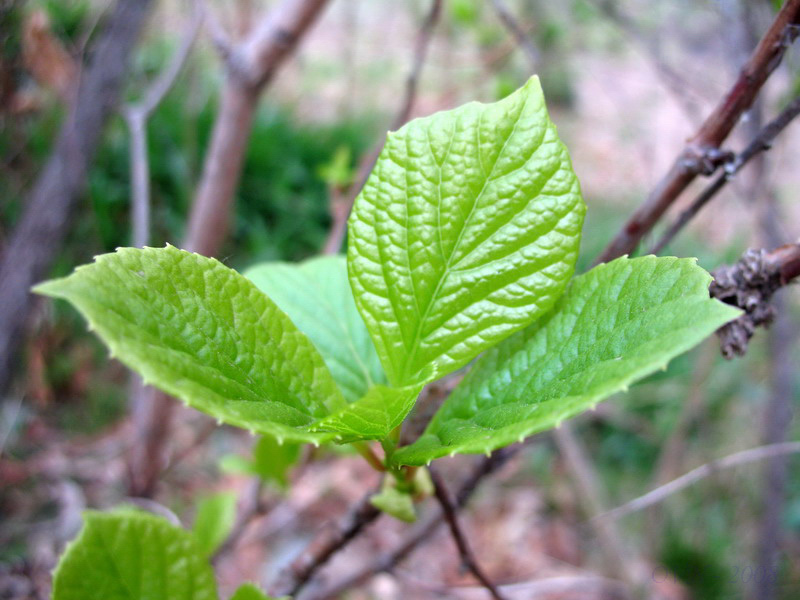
xmin=348 ymin=76 xmax=585 ymax=385
xmin=218 ymin=435 xmax=300 ymax=488
xmin=52 ymin=510 xmax=217 ymax=600
xmin=34 ymin=246 xmax=342 ymax=444
xmin=193 ymin=492 xmax=237 ymax=557
xmin=229 ymin=583 xmax=283 ymax=600
xmin=370 ymin=480 xmax=417 ymax=523
xmin=393 ymin=256 xmax=741 ymax=466
xmin=309 ymin=382 xmax=424 ymax=442
xmin=245 ymin=255 xmax=386 ymax=403
xmin=252 ymin=434 xmax=301 ymax=488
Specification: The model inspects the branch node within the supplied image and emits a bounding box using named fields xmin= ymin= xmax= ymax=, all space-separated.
xmin=711 ymin=244 xmax=800 ymax=358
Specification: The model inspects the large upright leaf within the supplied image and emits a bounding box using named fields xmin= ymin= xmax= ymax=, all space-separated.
xmin=34 ymin=246 xmax=342 ymax=444
xmin=52 ymin=510 xmax=217 ymax=600
xmin=348 ymin=76 xmax=585 ymax=385
xmin=393 ymin=257 xmax=741 ymax=466
xmin=245 ymin=256 xmax=385 ymax=403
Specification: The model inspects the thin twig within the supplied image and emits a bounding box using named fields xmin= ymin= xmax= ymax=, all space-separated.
xmin=596 ymin=441 xmax=800 ymax=523
xmin=650 ymin=94 xmax=800 ymax=254
xmin=596 ymin=0 xmax=800 ymax=264
xmin=590 ymin=0 xmax=704 ymax=125
xmin=489 ymin=0 xmax=538 ymax=69
xmin=430 ymin=467 xmax=507 ymax=600
xmin=322 ymin=0 xmax=442 ymax=255
xmin=272 ymin=484 xmax=382 ymax=597
xmin=185 ymin=0 xmax=332 ymax=257
xmin=123 ymin=5 xmax=202 ymax=248
xmin=123 ymin=497 xmax=182 ymax=526
xmin=552 ymin=426 xmax=642 ymax=589
xmin=393 ymin=0 xmax=442 ymax=130
xmin=309 ymin=450 xmax=514 ymax=600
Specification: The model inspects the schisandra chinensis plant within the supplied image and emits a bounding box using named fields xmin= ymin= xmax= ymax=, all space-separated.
xmin=37 ymin=77 xmax=740 ymax=600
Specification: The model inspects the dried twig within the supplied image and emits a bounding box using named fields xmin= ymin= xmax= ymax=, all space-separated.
xmin=552 ymin=426 xmax=642 ymax=589
xmin=185 ymin=0 xmax=332 ymax=257
xmin=490 ymin=0 xmax=538 ymax=69
xmin=596 ymin=0 xmax=800 ymax=264
xmin=430 ymin=467 xmax=507 ymax=600
xmin=710 ymin=243 xmax=800 ymax=358
xmin=0 ymin=0 xmax=154 ymax=396
xmin=596 ymin=441 xmax=800 ymax=522
xmin=313 ymin=450 xmax=514 ymax=600
xmin=590 ymin=0 xmax=704 ymax=124
xmin=650 ymin=94 xmax=800 ymax=254
xmin=272 ymin=485 xmax=382 ymax=597
xmin=123 ymin=5 xmax=202 ymax=248
xmin=322 ymin=0 xmax=442 ymax=255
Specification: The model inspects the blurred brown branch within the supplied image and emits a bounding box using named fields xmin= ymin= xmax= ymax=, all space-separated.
xmin=185 ymin=0 xmax=331 ymax=257
xmin=123 ymin=6 xmax=202 ymax=499
xmin=490 ymin=0 xmax=539 ymax=69
xmin=596 ymin=0 xmax=800 ymax=264
xmin=323 ymin=0 xmax=443 ymax=256
xmin=596 ymin=441 xmax=800 ymax=522
xmin=0 ymin=0 xmax=154 ymax=397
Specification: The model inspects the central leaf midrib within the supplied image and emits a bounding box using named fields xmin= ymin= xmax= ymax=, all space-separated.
xmin=398 ymin=95 xmax=530 ymax=382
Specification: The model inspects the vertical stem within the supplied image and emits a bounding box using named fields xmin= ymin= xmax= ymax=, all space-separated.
xmin=126 ymin=108 xmax=150 ymax=248
xmin=184 ymin=80 xmax=259 ymax=256
xmin=429 ymin=467 xmax=507 ymax=600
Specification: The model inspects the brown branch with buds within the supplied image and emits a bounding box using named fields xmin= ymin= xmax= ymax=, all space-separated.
xmin=650 ymin=94 xmax=800 ymax=254
xmin=710 ymin=243 xmax=800 ymax=358
xmin=596 ymin=0 xmax=800 ymax=264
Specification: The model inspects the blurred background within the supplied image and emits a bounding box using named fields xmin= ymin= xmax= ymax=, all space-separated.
xmin=1 ymin=1 xmax=799 ymax=598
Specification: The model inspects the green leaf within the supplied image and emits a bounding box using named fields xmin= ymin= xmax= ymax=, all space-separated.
xmin=252 ymin=434 xmax=301 ymax=488
xmin=193 ymin=492 xmax=237 ymax=557
xmin=219 ymin=454 xmax=258 ymax=476
xmin=229 ymin=583 xmax=282 ymax=600
xmin=348 ymin=76 xmax=585 ymax=385
xmin=310 ymin=382 xmax=424 ymax=442
xmin=244 ymin=255 xmax=386 ymax=403
xmin=370 ymin=480 xmax=417 ymax=522
xmin=34 ymin=246 xmax=342 ymax=444
xmin=394 ymin=256 xmax=741 ymax=466
xmin=52 ymin=510 xmax=217 ymax=600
